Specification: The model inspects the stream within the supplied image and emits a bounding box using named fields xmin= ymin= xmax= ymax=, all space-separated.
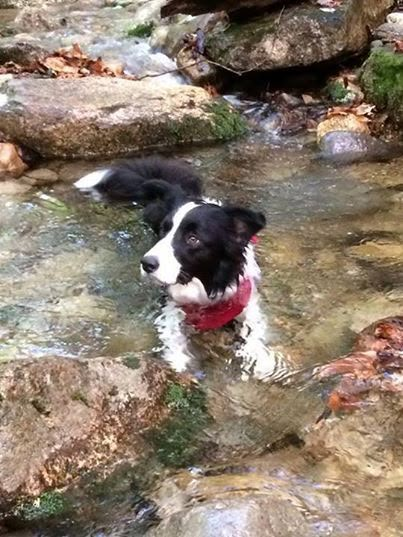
xmin=1 ymin=1 xmax=403 ymax=536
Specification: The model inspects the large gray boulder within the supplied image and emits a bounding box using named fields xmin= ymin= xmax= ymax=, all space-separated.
xmin=0 ymin=355 xmax=177 ymax=509
xmin=0 ymin=77 xmax=246 ymax=158
xmin=206 ymin=0 xmax=394 ymax=72
xmin=318 ymin=130 xmax=403 ymax=164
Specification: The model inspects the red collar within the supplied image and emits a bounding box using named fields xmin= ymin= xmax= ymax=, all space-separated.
xmin=182 ymin=277 xmax=253 ymax=331
xmin=180 ymin=235 xmax=259 ymax=331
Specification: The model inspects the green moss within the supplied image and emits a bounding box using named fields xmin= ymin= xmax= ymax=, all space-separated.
xmin=207 ymin=101 xmax=248 ymax=141
xmin=122 ymin=353 xmax=141 ymax=370
xmin=71 ymin=390 xmax=89 ymax=406
xmin=326 ymin=80 xmax=349 ymax=103
xmin=127 ymin=21 xmax=155 ymax=38
xmin=166 ymin=102 xmax=247 ymax=146
xmin=15 ymin=491 xmax=68 ymax=521
xmin=360 ymin=49 xmax=403 ymax=125
xmin=150 ymin=382 xmax=210 ymax=467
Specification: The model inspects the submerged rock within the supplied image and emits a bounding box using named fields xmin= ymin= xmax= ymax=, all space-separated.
xmin=149 ymin=496 xmax=315 ymax=537
xmin=0 ymin=356 xmax=177 ymax=509
xmin=318 ymin=131 xmax=402 ymax=164
xmin=206 ymin=0 xmax=393 ymax=73
xmin=361 ymin=48 xmax=403 ymax=127
xmin=0 ymin=77 xmax=247 ymax=159
xmin=149 ymin=472 xmax=315 ymax=537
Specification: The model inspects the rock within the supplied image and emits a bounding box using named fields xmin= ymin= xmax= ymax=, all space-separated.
xmin=22 ymin=167 xmax=59 ymax=185
xmin=177 ymin=47 xmax=217 ymax=85
xmin=0 ymin=179 xmax=31 ymax=195
xmin=305 ymin=390 xmax=403 ymax=487
xmin=149 ymin=496 xmax=315 ymax=537
xmin=374 ymin=22 xmax=403 ymax=42
xmin=151 ymin=13 xmax=228 ymax=58
xmin=361 ymin=48 xmax=403 ymax=127
xmin=346 ymin=239 xmax=403 ymax=262
xmin=0 ymin=0 xmax=66 ymax=9
xmin=0 ymin=41 xmax=47 ymax=66
xmin=149 ymin=472 xmax=316 ymax=537
xmin=206 ymin=0 xmax=393 ymax=73
xmin=317 ymin=113 xmax=370 ymax=142
xmin=386 ymin=12 xmax=403 ymax=24
xmin=0 ymin=142 xmax=28 ymax=178
xmin=161 ymin=0 xmax=293 ymax=18
xmin=0 ymin=77 xmax=247 ymax=159
xmin=318 ymin=131 xmax=402 ymax=164
xmin=0 ymin=355 xmax=178 ymax=509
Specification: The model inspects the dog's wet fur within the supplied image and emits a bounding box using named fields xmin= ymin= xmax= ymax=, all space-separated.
xmin=75 ymin=157 xmax=266 ymax=302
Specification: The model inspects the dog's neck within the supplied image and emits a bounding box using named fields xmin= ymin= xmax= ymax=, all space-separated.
xmin=167 ymin=241 xmax=261 ymax=307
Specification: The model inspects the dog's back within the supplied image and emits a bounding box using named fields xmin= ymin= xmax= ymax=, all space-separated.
xmin=75 ymin=156 xmax=203 ymax=231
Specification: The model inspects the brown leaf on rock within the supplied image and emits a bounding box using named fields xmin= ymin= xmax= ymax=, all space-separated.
xmin=0 ymin=142 xmax=29 ymax=178
xmin=394 ymin=39 xmax=403 ymax=53
xmin=317 ymin=316 xmax=403 ymax=416
xmin=43 ymin=56 xmax=79 ymax=75
xmin=0 ymin=44 xmax=127 ymax=80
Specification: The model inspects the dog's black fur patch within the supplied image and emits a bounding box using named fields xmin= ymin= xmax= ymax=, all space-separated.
xmin=164 ymin=203 xmax=265 ymax=296
xmin=92 ymin=157 xmax=202 ymax=231
xmin=80 ymin=157 xmax=266 ymax=297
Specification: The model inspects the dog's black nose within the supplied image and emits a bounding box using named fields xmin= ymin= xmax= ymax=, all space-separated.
xmin=141 ymin=255 xmax=159 ymax=274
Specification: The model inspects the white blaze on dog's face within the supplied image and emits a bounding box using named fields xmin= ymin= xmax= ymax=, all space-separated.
xmin=141 ymin=202 xmax=199 ymax=285
xmin=140 ymin=200 xmax=266 ymax=304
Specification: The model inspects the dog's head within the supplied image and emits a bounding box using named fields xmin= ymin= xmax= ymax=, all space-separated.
xmin=140 ymin=201 xmax=266 ymax=299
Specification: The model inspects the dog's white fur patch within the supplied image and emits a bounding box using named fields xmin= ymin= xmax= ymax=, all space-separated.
xmin=142 ymin=202 xmax=200 ymax=286
xmin=74 ymin=169 xmax=110 ymax=189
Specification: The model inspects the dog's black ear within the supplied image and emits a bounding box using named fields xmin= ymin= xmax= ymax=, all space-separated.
xmin=224 ymin=207 xmax=266 ymax=243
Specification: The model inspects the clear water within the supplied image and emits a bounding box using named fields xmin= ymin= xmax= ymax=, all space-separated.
xmin=1 ymin=134 xmax=403 ymax=534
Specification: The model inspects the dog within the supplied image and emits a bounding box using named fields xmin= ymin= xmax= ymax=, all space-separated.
xmin=75 ymin=157 xmax=284 ymax=379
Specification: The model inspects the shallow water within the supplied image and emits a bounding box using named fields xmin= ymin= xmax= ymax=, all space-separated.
xmin=1 ymin=133 xmax=403 ymax=534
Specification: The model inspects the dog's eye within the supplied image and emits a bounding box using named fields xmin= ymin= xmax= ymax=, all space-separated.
xmin=186 ymin=234 xmax=200 ymax=247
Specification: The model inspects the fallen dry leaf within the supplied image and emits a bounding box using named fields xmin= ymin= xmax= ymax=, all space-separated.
xmin=394 ymin=39 xmax=403 ymax=53
xmin=0 ymin=142 xmax=29 ymax=178
xmin=0 ymin=44 xmax=127 ymax=80
xmin=302 ymin=94 xmax=315 ymax=105
xmin=317 ymin=112 xmax=370 ymax=142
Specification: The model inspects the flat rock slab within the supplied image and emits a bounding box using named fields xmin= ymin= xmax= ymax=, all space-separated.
xmin=0 ymin=355 xmax=176 ymax=508
xmin=206 ymin=0 xmax=393 ymax=72
xmin=0 ymin=77 xmax=246 ymax=159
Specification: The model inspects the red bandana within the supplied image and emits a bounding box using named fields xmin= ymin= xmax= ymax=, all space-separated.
xmin=182 ymin=277 xmax=253 ymax=331
xmin=181 ymin=236 xmax=259 ymax=331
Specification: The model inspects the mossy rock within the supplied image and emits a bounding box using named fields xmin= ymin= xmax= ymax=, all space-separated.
xmin=150 ymin=382 xmax=210 ymax=467
xmin=0 ymin=78 xmax=248 ymax=159
xmin=360 ymin=48 xmax=403 ymax=126
xmin=13 ymin=491 xmax=69 ymax=522
xmin=127 ymin=21 xmax=155 ymax=38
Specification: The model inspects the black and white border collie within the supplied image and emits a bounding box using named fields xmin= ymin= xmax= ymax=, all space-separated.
xmin=75 ymin=157 xmax=282 ymax=378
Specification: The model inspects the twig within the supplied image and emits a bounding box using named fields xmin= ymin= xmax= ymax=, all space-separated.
xmin=133 ymin=56 xmax=247 ymax=81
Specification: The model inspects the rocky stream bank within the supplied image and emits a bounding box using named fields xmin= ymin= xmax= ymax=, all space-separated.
xmin=1 ymin=0 xmax=403 ymax=536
